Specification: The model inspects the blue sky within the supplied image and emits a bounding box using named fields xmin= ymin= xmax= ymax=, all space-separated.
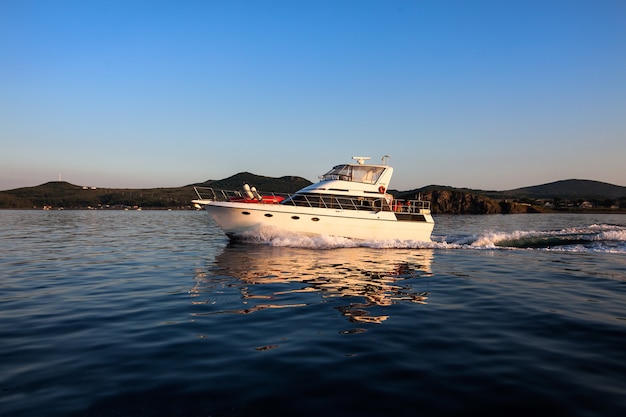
xmin=1 ymin=0 xmax=625 ymax=191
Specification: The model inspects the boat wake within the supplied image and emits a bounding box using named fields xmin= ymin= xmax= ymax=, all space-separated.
xmin=234 ymin=224 xmax=626 ymax=253
xmin=438 ymin=223 xmax=626 ymax=253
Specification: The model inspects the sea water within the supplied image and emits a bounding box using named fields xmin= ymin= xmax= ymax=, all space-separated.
xmin=1 ymin=210 xmax=625 ymax=416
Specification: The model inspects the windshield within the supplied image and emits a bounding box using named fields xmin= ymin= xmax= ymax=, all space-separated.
xmin=321 ymin=165 xmax=385 ymax=185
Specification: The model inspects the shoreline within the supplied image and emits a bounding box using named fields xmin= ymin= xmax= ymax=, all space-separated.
xmin=2 ymin=207 xmax=625 ymax=214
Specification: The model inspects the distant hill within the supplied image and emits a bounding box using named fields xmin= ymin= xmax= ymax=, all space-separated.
xmin=1 ymin=176 xmax=623 ymax=212
xmin=395 ymin=179 xmax=626 ymax=201
xmin=196 ymin=172 xmax=311 ymax=194
xmin=502 ymin=179 xmax=626 ymax=200
xmin=388 ymin=179 xmax=625 ymax=213
xmin=0 ymin=181 xmax=197 ymax=209
xmin=0 ymin=174 xmax=313 ymax=209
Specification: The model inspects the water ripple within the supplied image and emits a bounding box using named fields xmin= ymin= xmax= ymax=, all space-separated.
xmin=1 ymin=211 xmax=625 ymax=417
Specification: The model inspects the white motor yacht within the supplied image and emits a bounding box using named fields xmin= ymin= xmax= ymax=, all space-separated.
xmin=193 ymin=156 xmax=434 ymax=242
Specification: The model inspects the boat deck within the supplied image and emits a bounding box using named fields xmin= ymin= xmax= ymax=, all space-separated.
xmin=194 ymin=187 xmax=431 ymax=218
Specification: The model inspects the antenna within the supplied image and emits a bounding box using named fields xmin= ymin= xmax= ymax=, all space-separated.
xmin=352 ymin=156 xmax=371 ymax=165
xmin=381 ymin=155 xmax=390 ymax=165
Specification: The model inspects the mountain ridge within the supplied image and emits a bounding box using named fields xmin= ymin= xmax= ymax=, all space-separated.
xmin=1 ymin=175 xmax=624 ymax=212
xmin=398 ymin=179 xmax=626 ymax=200
xmin=503 ymin=179 xmax=626 ymax=199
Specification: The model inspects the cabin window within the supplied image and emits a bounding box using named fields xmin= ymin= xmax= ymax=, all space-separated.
xmin=311 ymin=217 xmax=320 ymax=222
xmin=320 ymin=164 xmax=386 ymax=184
xmin=351 ymin=165 xmax=385 ymax=184
xmin=291 ymin=216 xmax=300 ymax=220
xmin=264 ymin=213 xmax=273 ymax=217
xmin=241 ymin=211 xmax=251 ymax=215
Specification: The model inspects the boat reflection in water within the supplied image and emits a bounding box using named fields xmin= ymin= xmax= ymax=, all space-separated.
xmin=191 ymin=245 xmax=434 ymax=324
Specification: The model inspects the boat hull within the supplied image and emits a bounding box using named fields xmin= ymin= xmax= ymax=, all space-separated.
xmin=205 ymin=201 xmax=434 ymax=242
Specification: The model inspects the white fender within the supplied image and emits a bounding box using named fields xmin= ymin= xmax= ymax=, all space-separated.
xmin=250 ymin=186 xmax=262 ymax=200
xmin=243 ymin=184 xmax=254 ymax=200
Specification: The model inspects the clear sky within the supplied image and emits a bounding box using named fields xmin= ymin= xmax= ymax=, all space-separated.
xmin=1 ymin=0 xmax=625 ymax=191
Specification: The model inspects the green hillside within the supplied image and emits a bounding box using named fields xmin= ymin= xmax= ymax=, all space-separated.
xmin=503 ymin=179 xmax=626 ymax=199
xmin=1 ymin=176 xmax=624 ymax=212
xmin=0 ymin=174 xmax=312 ymax=209
xmin=0 ymin=182 xmax=197 ymax=209
xmin=196 ymin=172 xmax=311 ymax=193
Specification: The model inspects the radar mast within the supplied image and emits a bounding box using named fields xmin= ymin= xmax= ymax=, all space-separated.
xmin=352 ymin=156 xmax=371 ymax=165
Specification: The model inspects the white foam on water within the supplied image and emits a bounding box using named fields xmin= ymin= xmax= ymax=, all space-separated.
xmin=234 ymin=223 xmax=626 ymax=253
xmin=439 ymin=223 xmax=626 ymax=253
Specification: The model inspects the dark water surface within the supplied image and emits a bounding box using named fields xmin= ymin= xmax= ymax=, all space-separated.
xmin=1 ymin=211 xmax=625 ymax=416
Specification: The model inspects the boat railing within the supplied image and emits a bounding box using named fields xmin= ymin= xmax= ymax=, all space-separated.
xmin=194 ymin=186 xmax=221 ymax=201
xmin=193 ymin=186 xmax=291 ymax=203
xmin=193 ymin=186 xmax=431 ymax=214
xmin=194 ymin=186 xmax=240 ymax=201
xmin=282 ymin=194 xmax=380 ymax=211
xmin=391 ymin=199 xmax=431 ymax=214
xmin=282 ymin=195 xmax=431 ymax=214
